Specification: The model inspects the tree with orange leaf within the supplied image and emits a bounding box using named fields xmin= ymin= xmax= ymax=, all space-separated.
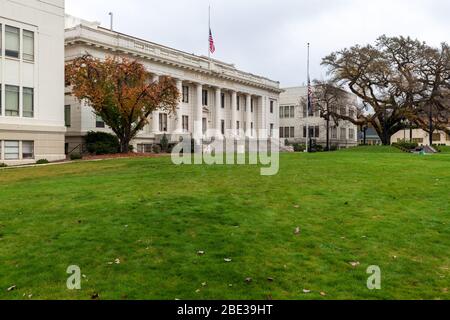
xmin=66 ymin=55 xmax=180 ymax=153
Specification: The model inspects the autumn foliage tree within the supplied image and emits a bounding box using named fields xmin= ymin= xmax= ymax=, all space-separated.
xmin=66 ymin=55 xmax=180 ymax=153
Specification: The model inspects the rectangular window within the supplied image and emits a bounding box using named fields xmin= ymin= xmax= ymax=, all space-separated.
xmin=236 ymin=121 xmax=240 ymax=131
xmin=182 ymin=115 xmax=189 ymax=132
xmin=221 ymin=119 xmax=225 ymax=135
xmin=270 ymin=123 xmax=274 ymax=137
xmin=202 ymin=118 xmax=207 ymax=134
xmin=349 ymin=128 xmax=355 ymax=140
xmin=65 ymin=105 xmax=71 ymax=127
xmin=182 ymin=86 xmax=189 ymax=103
xmin=4 ymin=141 xmax=19 ymax=160
xmin=303 ymin=126 xmax=307 ymax=138
xmin=290 ymin=127 xmax=295 ymax=138
xmin=22 ymin=141 xmax=34 ymax=159
xmin=5 ymin=26 xmax=20 ymax=58
xmin=284 ymin=106 xmax=290 ymax=118
xmin=23 ymin=30 xmax=34 ymax=61
xmin=5 ymin=85 xmax=19 ymax=116
xmin=432 ymin=133 xmax=442 ymax=142
xmin=202 ymin=90 xmax=208 ymax=106
xmin=237 ymin=96 xmax=240 ymax=111
xmin=284 ymin=127 xmax=290 ymax=138
xmin=331 ymin=126 xmax=337 ymax=139
xmin=96 ymin=115 xmax=105 ymax=128
xmin=159 ymin=113 xmax=168 ymax=132
xmin=290 ymin=106 xmax=295 ymax=118
xmin=0 ymin=25 xmax=2 ymax=57
xmin=270 ymin=101 xmax=274 ymax=114
xmin=251 ymin=99 xmax=254 ymax=113
xmin=340 ymin=128 xmax=347 ymax=140
xmin=221 ymin=93 xmax=225 ymax=109
xmin=279 ymin=106 xmax=284 ymax=119
xmin=23 ymin=87 xmax=34 ymax=118
xmin=251 ymin=122 xmax=254 ymax=136
xmin=303 ymin=106 xmax=307 ymax=118
xmin=280 ymin=127 xmax=284 ymax=139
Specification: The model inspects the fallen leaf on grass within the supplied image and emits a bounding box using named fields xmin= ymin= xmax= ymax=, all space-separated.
xmin=320 ymin=292 xmax=327 ymax=297
xmin=197 ymin=251 xmax=205 ymax=256
xmin=349 ymin=262 xmax=360 ymax=267
xmin=7 ymin=285 xmax=16 ymax=292
xmin=91 ymin=293 xmax=100 ymax=300
xmin=245 ymin=278 xmax=253 ymax=284
xmin=294 ymin=227 xmax=301 ymax=235
xmin=267 ymin=278 xmax=274 ymax=282
xmin=224 ymin=258 xmax=232 ymax=263
xmin=303 ymin=289 xmax=311 ymax=294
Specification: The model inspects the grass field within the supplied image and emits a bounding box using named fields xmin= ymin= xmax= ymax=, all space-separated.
xmin=0 ymin=147 xmax=449 ymax=300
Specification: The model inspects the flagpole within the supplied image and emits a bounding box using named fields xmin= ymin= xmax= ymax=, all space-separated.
xmin=208 ymin=5 xmax=211 ymax=69
xmin=306 ymin=43 xmax=310 ymax=153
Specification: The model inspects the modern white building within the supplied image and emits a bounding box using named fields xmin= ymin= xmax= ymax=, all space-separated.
xmin=279 ymin=86 xmax=358 ymax=149
xmin=64 ymin=16 xmax=282 ymax=154
xmin=0 ymin=0 xmax=66 ymax=165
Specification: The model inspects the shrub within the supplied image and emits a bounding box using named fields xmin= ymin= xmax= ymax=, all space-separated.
xmin=0 ymin=163 xmax=7 ymax=168
xmin=36 ymin=159 xmax=49 ymax=165
xmin=314 ymin=144 xmax=324 ymax=152
xmin=85 ymin=131 xmax=120 ymax=155
xmin=292 ymin=144 xmax=306 ymax=152
xmin=70 ymin=153 xmax=83 ymax=160
xmin=152 ymin=144 xmax=162 ymax=154
xmin=330 ymin=145 xmax=338 ymax=152
xmin=393 ymin=141 xmax=418 ymax=151
xmin=160 ymin=134 xmax=169 ymax=153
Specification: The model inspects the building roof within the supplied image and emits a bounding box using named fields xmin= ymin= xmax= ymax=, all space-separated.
xmin=64 ymin=15 xmax=282 ymax=93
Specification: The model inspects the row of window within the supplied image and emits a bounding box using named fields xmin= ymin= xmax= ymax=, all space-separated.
xmin=182 ymin=86 xmax=274 ymax=114
xmin=280 ymin=106 xmax=295 ymax=119
xmin=0 ymin=24 xmax=35 ymax=61
xmin=0 ymin=85 xmax=34 ymax=117
xmin=0 ymin=140 xmax=34 ymax=160
xmin=281 ymin=126 xmax=356 ymax=140
xmin=280 ymin=105 xmax=356 ymax=119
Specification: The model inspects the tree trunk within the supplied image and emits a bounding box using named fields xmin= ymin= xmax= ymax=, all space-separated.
xmin=326 ymin=118 xmax=330 ymax=151
xmin=120 ymin=136 xmax=131 ymax=153
xmin=429 ymin=108 xmax=433 ymax=146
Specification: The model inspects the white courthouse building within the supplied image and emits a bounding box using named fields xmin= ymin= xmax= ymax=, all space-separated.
xmin=64 ymin=16 xmax=282 ymax=154
xmin=279 ymin=86 xmax=358 ymax=149
xmin=0 ymin=0 xmax=66 ymax=165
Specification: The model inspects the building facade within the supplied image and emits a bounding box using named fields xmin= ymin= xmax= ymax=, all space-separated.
xmin=391 ymin=128 xmax=450 ymax=146
xmin=0 ymin=0 xmax=66 ymax=165
xmin=279 ymin=86 xmax=358 ymax=149
xmin=64 ymin=17 xmax=282 ymax=154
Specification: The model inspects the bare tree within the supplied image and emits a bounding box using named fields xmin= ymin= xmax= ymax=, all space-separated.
xmin=322 ymin=35 xmax=450 ymax=145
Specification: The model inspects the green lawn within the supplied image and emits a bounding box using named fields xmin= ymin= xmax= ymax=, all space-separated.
xmin=0 ymin=148 xmax=449 ymax=300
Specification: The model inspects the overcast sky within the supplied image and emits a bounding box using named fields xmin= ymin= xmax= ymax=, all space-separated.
xmin=66 ymin=0 xmax=449 ymax=87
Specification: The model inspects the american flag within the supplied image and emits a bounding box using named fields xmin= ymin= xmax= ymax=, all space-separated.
xmin=209 ymin=28 xmax=216 ymax=54
xmin=307 ymin=79 xmax=313 ymax=114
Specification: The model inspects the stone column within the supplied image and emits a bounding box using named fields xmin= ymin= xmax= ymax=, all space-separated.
xmin=231 ymin=91 xmax=237 ymax=136
xmin=194 ymin=83 xmax=203 ymax=140
xmin=174 ymin=79 xmax=183 ymax=133
xmin=246 ymin=94 xmax=252 ymax=138
xmin=215 ymin=87 xmax=222 ymax=137
xmin=151 ymin=74 xmax=160 ymax=134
